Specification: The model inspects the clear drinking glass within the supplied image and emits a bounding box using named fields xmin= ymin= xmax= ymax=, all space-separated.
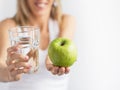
xmin=9 ymin=26 xmax=40 ymax=73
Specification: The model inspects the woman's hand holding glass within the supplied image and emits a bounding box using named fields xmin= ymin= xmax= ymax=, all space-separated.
xmin=6 ymin=44 xmax=31 ymax=81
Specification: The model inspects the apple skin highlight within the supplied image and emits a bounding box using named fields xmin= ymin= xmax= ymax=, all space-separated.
xmin=48 ymin=38 xmax=77 ymax=67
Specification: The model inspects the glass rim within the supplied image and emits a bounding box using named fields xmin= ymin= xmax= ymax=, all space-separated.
xmin=9 ymin=26 xmax=40 ymax=33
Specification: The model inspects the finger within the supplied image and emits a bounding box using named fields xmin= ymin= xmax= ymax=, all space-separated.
xmin=54 ymin=66 xmax=59 ymax=74
xmin=14 ymin=74 xmax=21 ymax=81
xmin=6 ymin=52 xmax=15 ymax=65
xmin=7 ymin=45 xmax=22 ymax=65
xmin=51 ymin=66 xmax=59 ymax=75
xmin=11 ymin=53 xmax=29 ymax=62
xmin=65 ymin=67 xmax=70 ymax=74
xmin=7 ymin=51 xmax=17 ymax=58
xmin=7 ymin=44 xmax=20 ymax=53
xmin=8 ymin=62 xmax=31 ymax=71
xmin=11 ymin=69 xmax=30 ymax=76
xmin=7 ymin=53 xmax=29 ymax=65
xmin=9 ymin=74 xmax=22 ymax=81
xmin=46 ymin=64 xmax=53 ymax=71
xmin=58 ymin=67 xmax=65 ymax=76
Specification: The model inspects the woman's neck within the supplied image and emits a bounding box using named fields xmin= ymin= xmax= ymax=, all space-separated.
xmin=28 ymin=15 xmax=50 ymax=32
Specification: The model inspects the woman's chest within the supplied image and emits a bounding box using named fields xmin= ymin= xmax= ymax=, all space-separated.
xmin=39 ymin=31 xmax=50 ymax=50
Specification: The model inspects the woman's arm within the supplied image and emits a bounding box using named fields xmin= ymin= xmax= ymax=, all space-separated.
xmin=0 ymin=19 xmax=31 ymax=82
xmin=59 ymin=15 xmax=76 ymax=40
xmin=46 ymin=15 xmax=76 ymax=75
xmin=0 ymin=19 xmax=16 ymax=81
xmin=0 ymin=60 xmax=10 ymax=82
xmin=0 ymin=19 xmax=33 ymax=82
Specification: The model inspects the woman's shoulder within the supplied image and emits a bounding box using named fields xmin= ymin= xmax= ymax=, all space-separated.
xmin=61 ymin=14 xmax=76 ymax=24
xmin=0 ymin=18 xmax=17 ymax=30
xmin=60 ymin=14 xmax=76 ymax=29
xmin=60 ymin=14 xmax=76 ymax=30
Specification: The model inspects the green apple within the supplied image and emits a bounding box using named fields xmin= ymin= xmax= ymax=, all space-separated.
xmin=48 ymin=38 xmax=77 ymax=67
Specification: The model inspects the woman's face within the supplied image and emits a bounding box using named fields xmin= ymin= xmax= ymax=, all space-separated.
xmin=27 ymin=0 xmax=54 ymax=17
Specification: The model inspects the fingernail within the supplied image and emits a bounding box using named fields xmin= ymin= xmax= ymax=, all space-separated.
xmin=25 ymin=56 xmax=29 ymax=60
xmin=27 ymin=65 xmax=32 ymax=69
xmin=29 ymin=65 xmax=32 ymax=67
xmin=10 ymin=52 xmax=14 ymax=55
xmin=65 ymin=72 xmax=69 ymax=74
xmin=10 ymin=52 xmax=14 ymax=54
xmin=58 ymin=74 xmax=61 ymax=76
xmin=15 ymin=47 xmax=19 ymax=50
xmin=58 ymin=73 xmax=61 ymax=76
xmin=27 ymin=67 xmax=30 ymax=69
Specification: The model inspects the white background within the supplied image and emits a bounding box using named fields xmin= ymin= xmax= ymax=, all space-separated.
xmin=0 ymin=0 xmax=120 ymax=90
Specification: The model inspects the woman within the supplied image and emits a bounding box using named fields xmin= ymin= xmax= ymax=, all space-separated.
xmin=0 ymin=0 xmax=76 ymax=90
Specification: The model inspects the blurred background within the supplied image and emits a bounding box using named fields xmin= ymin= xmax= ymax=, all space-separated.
xmin=0 ymin=0 xmax=120 ymax=90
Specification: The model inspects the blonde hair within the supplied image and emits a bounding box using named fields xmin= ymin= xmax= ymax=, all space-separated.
xmin=13 ymin=0 xmax=62 ymax=26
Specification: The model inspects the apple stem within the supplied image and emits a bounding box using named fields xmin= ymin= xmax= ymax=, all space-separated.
xmin=61 ymin=41 xmax=65 ymax=46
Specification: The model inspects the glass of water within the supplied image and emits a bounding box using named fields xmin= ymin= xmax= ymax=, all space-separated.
xmin=9 ymin=26 xmax=40 ymax=73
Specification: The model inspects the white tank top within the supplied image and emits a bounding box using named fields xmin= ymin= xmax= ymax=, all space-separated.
xmin=0 ymin=19 xmax=70 ymax=90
